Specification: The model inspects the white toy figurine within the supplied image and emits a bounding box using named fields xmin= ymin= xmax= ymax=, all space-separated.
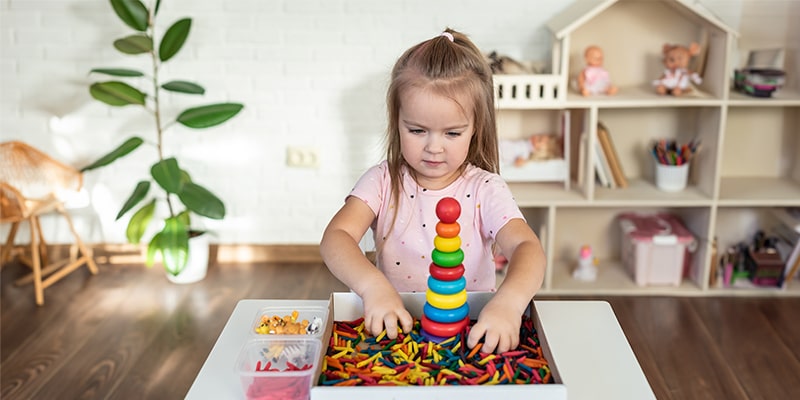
xmin=572 ymin=245 xmax=598 ymax=281
xmin=306 ymin=316 xmax=323 ymax=335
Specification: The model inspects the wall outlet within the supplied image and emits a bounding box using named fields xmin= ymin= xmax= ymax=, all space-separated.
xmin=286 ymin=146 xmax=319 ymax=168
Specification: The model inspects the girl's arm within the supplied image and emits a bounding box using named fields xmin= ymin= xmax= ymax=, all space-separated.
xmin=320 ymin=196 xmax=414 ymax=339
xmin=467 ymin=218 xmax=545 ymax=353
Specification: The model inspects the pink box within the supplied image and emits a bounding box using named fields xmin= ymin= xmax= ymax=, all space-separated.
xmin=618 ymin=213 xmax=695 ymax=286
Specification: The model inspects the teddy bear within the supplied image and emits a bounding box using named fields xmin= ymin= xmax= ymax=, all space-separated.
xmin=653 ymin=42 xmax=702 ymax=96
xmin=578 ymin=45 xmax=617 ymax=96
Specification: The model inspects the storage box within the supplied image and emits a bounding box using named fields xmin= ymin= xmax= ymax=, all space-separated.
xmin=746 ymin=248 xmax=784 ymax=287
xmin=618 ymin=213 xmax=695 ymax=286
xmin=185 ymin=297 xmax=656 ymax=400
xmin=310 ymin=292 xmax=567 ymax=400
xmin=234 ymin=337 xmax=321 ymax=400
xmin=251 ymin=305 xmax=328 ymax=338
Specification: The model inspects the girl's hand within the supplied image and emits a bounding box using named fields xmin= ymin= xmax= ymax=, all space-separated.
xmin=467 ymin=297 xmax=522 ymax=353
xmin=361 ymin=284 xmax=414 ymax=339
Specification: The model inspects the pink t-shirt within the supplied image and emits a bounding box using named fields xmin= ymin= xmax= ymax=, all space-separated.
xmin=348 ymin=161 xmax=525 ymax=292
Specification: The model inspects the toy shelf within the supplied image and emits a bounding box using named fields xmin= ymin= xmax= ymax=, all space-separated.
xmin=501 ymin=0 xmax=800 ymax=297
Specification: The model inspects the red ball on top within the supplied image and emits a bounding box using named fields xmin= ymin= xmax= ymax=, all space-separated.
xmin=436 ymin=197 xmax=461 ymax=224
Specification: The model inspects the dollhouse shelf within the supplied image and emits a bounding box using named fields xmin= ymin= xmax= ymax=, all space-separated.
xmin=493 ymin=74 xmax=563 ymax=109
xmin=496 ymin=0 xmax=800 ymax=297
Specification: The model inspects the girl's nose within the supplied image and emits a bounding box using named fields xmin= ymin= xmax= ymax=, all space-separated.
xmin=424 ymin=134 xmax=444 ymax=153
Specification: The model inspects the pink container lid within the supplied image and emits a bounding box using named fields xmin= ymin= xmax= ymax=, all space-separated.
xmin=619 ymin=213 xmax=694 ymax=244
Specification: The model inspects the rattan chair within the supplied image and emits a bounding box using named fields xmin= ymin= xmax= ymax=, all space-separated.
xmin=0 ymin=141 xmax=98 ymax=306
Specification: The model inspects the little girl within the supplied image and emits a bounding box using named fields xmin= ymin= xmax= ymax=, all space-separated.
xmin=320 ymin=28 xmax=546 ymax=354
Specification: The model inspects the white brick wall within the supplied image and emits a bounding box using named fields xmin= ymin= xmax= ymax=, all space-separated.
xmin=0 ymin=0 xmax=784 ymax=245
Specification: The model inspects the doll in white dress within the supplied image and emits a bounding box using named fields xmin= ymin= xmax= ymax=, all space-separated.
xmin=578 ymin=46 xmax=617 ymax=96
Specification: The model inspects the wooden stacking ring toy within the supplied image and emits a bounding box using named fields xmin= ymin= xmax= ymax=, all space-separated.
xmin=433 ymin=235 xmax=461 ymax=253
xmin=427 ymin=276 xmax=466 ymax=295
xmin=436 ymin=221 xmax=460 ymax=238
xmin=423 ymin=302 xmax=469 ymax=323
xmin=431 ymin=248 xmax=464 ymax=267
xmin=420 ymin=315 xmax=469 ymax=337
xmin=425 ymin=289 xmax=467 ymax=310
xmin=429 ymin=263 xmax=464 ymax=281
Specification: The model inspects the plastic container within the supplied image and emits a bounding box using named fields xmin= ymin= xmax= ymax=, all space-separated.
xmin=619 ymin=213 xmax=696 ymax=286
xmin=251 ymin=305 xmax=328 ymax=337
xmin=234 ymin=337 xmax=321 ymax=400
xmin=654 ymin=162 xmax=689 ymax=192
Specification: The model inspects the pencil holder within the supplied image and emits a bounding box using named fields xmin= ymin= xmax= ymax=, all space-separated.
xmin=655 ymin=162 xmax=689 ymax=192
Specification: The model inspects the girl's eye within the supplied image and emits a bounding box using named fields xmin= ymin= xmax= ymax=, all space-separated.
xmin=409 ymin=128 xmax=424 ymax=134
xmin=446 ymin=131 xmax=462 ymax=137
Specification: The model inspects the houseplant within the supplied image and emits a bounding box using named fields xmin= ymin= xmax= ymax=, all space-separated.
xmin=81 ymin=0 xmax=243 ymax=280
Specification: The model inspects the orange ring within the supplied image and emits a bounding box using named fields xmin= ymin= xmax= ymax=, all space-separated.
xmin=436 ymin=221 xmax=460 ymax=238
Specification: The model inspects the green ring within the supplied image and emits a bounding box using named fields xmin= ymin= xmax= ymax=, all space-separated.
xmin=431 ymin=249 xmax=464 ymax=267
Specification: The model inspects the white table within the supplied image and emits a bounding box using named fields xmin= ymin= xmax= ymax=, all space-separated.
xmin=186 ymin=294 xmax=655 ymax=400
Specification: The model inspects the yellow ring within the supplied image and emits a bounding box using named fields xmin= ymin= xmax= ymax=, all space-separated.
xmin=425 ymin=289 xmax=467 ymax=310
xmin=433 ymin=235 xmax=461 ymax=253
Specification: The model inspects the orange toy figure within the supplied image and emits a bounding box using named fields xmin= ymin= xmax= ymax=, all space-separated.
xmin=653 ymin=42 xmax=702 ymax=96
xmin=578 ymin=45 xmax=617 ymax=96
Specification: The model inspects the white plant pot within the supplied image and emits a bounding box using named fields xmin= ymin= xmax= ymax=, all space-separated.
xmin=166 ymin=233 xmax=209 ymax=284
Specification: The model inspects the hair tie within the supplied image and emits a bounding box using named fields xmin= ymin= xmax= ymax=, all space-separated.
xmin=440 ymin=32 xmax=454 ymax=42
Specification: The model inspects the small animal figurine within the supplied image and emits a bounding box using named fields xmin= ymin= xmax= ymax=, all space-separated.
xmin=653 ymin=42 xmax=703 ymax=96
xmin=485 ymin=51 xmax=533 ymax=74
xmin=578 ymin=45 xmax=617 ymax=96
xmin=306 ymin=316 xmax=323 ymax=335
xmin=572 ymin=245 xmax=598 ymax=281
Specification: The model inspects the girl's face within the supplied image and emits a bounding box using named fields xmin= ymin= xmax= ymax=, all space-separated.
xmin=398 ymin=87 xmax=474 ymax=190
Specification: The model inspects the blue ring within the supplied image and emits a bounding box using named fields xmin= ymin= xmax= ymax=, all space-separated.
xmin=423 ymin=302 xmax=469 ymax=324
xmin=427 ymin=276 xmax=466 ymax=295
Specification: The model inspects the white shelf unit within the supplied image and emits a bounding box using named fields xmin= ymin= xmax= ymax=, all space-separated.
xmin=498 ymin=0 xmax=800 ymax=296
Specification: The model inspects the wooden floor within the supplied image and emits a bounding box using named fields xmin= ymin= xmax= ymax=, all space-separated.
xmin=2 ymin=258 xmax=800 ymax=399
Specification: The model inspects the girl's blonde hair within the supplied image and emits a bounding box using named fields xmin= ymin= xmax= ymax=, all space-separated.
xmin=384 ymin=28 xmax=499 ymax=215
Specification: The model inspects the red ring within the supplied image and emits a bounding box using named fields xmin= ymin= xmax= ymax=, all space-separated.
xmin=429 ymin=263 xmax=465 ymax=281
xmin=421 ymin=315 xmax=469 ymax=338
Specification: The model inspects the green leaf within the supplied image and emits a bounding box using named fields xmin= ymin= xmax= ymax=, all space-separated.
xmin=113 ymin=34 xmax=153 ymax=54
xmin=176 ymin=103 xmax=244 ymax=129
xmin=161 ymin=80 xmax=205 ymax=95
xmin=180 ymin=169 xmax=193 ymax=184
xmin=110 ymin=0 xmax=149 ymax=32
xmin=154 ymin=0 xmax=162 ymax=16
xmin=126 ymin=199 xmax=155 ymax=244
xmin=90 ymin=81 xmax=146 ymax=107
xmin=159 ymin=18 xmax=191 ymax=62
xmin=116 ymin=180 xmax=151 ymax=220
xmin=160 ymin=217 xmax=189 ymax=275
xmin=178 ymin=182 xmax=225 ymax=220
xmin=145 ymin=232 xmax=161 ymax=267
xmin=81 ymin=136 xmax=144 ymax=172
xmin=89 ymin=68 xmax=144 ymax=77
xmin=177 ymin=210 xmax=191 ymax=227
xmin=151 ymin=157 xmax=183 ymax=194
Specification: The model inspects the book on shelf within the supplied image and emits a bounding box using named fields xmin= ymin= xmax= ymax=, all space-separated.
xmin=771 ymin=218 xmax=800 ymax=287
xmin=577 ymin=131 xmax=587 ymax=186
xmin=597 ymin=122 xmax=628 ymax=188
xmin=593 ymin=136 xmax=613 ymax=188
xmin=781 ymin=236 xmax=800 ymax=287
